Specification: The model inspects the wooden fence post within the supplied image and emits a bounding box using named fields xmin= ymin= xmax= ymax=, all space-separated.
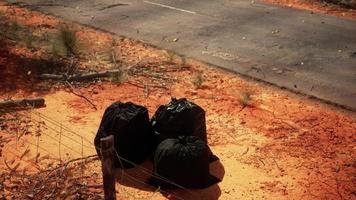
xmin=100 ymin=135 xmax=117 ymax=200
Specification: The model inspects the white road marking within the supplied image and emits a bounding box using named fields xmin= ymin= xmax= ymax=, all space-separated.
xmin=143 ymin=0 xmax=197 ymax=14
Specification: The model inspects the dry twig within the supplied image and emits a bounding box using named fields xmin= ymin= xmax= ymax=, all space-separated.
xmin=65 ymin=81 xmax=97 ymax=110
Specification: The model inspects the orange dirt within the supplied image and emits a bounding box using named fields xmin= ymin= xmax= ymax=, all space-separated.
xmin=262 ymin=0 xmax=356 ymax=20
xmin=0 ymin=2 xmax=355 ymax=200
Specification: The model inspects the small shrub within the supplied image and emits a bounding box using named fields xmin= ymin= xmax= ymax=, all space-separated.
xmin=167 ymin=50 xmax=176 ymax=63
xmin=110 ymin=48 xmax=122 ymax=68
xmin=0 ymin=11 xmax=6 ymax=27
xmin=2 ymin=21 xmax=23 ymax=40
xmin=42 ymin=32 xmax=50 ymax=42
xmin=324 ymin=0 xmax=356 ymax=9
xmin=50 ymin=33 xmax=68 ymax=57
xmin=175 ymin=55 xmax=189 ymax=68
xmin=25 ymin=33 xmax=35 ymax=49
xmin=191 ymin=72 xmax=204 ymax=89
xmin=10 ymin=21 xmax=22 ymax=32
xmin=180 ymin=55 xmax=187 ymax=66
xmin=59 ymin=25 xmax=78 ymax=56
xmin=51 ymin=42 xmax=60 ymax=58
xmin=238 ymin=90 xmax=253 ymax=107
xmin=109 ymin=69 xmax=126 ymax=84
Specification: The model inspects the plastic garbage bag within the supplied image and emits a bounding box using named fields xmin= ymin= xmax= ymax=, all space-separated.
xmin=150 ymin=136 xmax=220 ymax=189
xmin=94 ymin=102 xmax=153 ymax=168
xmin=151 ymin=98 xmax=218 ymax=161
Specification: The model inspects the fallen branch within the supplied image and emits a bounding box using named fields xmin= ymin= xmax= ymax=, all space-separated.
xmin=65 ymin=81 xmax=97 ymax=110
xmin=0 ymin=98 xmax=45 ymax=109
xmin=86 ymin=184 xmax=103 ymax=189
xmin=4 ymin=158 xmax=20 ymax=174
xmin=39 ymin=155 xmax=98 ymax=174
xmin=39 ymin=69 xmax=122 ymax=81
xmin=127 ymin=80 xmax=169 ymax=90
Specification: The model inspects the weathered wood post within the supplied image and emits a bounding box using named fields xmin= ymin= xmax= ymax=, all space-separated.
xmin=100 ymin=135 xmax=117 ymax=200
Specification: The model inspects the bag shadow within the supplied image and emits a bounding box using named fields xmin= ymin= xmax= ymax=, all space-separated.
xmin=114 ymin=159 xmax=225 ymax=200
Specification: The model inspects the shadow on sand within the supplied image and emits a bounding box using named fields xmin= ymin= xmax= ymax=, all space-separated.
xmin=115 ymin=159 xmax=225 ymax=200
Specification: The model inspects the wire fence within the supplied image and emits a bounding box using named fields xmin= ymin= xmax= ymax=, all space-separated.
xmin=0 ymin=105 xmax=197 ymax=200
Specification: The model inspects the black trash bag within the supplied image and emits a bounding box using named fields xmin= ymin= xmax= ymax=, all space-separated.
xmin=94 ymin=102 xmax=153 ymax=168
xmin=151 ymin=98 xmax=218 ymax=161
xmin=149 ymin=136 xmax=220 ymax=189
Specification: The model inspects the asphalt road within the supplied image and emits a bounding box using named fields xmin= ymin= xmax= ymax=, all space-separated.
xmin=6 ymin=0 xmax=356 ymax=110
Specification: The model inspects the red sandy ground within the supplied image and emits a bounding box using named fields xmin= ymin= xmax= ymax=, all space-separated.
xmin=0 ymin=2 xmax=355 ymax=200
xmin=262 ymin=0 xmax=356 ymax=20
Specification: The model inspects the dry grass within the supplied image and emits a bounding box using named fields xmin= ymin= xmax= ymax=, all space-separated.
xmin=238 ymin=90 xmax=254 ymax=107
xmin=109 ymin=69 xmax=127 ymax=84
xmin=24 ymin=32 xmax=35 ymax=49
xmin=59 ymin=25 xmax=78 ymax=56
xmin=191 ymin=71 xmax=204 ymax=89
